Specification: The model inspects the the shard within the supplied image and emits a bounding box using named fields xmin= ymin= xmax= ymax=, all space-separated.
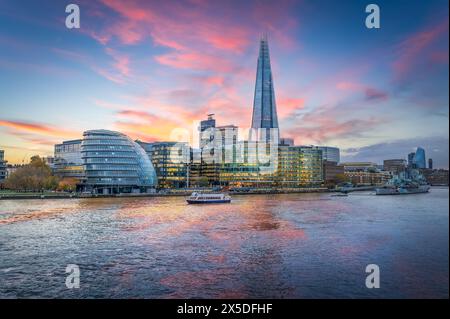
xmin=250 ymin=35 xmax=279 ymax=143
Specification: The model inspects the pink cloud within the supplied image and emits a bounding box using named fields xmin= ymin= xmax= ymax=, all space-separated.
xmin=365 ymin=88 xmax=388 ymax=101
xmin=336 ymin=81 xmax=365 ymax=91
xmin=277 ymin=97 xmax=305 ymax=118
xmin=430 ymin=51 xmax=449 ymax=64
xmin=337 ymin=81 xmax=388 ymax=102
xmin=286 ymin=117 xmax=383 ymax=145
xmin=393 ymin=18 xmax=449 ymax=80
xmin=105 ymin=47 xmax=130 ymax=76
xmin=0 ymin=119 xmax=78 ymax=138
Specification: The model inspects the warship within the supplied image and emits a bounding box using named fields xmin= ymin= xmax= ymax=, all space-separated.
xmin=376 ymin=169 xmax=430 ymax=195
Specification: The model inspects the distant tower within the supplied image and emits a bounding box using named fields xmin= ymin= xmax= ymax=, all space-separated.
xmin=413 ymin=147 xmax=426 ymax=169
xmin=250 ymin=34 xmax=279 ymax=143
xmin=408 ymin=152 xmax=416 ymax=169
xmin=199 ymin=114 xmax=216 ymax=149
xmin=428 ymin=158 xmax=433 ymax=169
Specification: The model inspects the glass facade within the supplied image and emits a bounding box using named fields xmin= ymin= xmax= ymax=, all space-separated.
xmin=218 ymin=141 xmax=276 ymax=187
xmin=54 ymin=139 xmax=83 ymax=165
xmin=137 ymin=141 xmax=190 ymax=188
xmin=277 ymin=146 xmax=323 ymax=187
xmin=317 ymin=146 xmax=340 ymax=163
xmin=251 ymin=35 xmax=279 ymax=143
xmin=217 ymin=144 xmax=323 ymax=188
xmin=81 ymin=130 xmax=157 ymax=193
xmin=413 ymin=147 xmax=426 ymax=169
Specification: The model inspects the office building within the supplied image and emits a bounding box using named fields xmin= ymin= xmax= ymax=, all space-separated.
xmin=277 ymin=146 xmax=323 ymax=187
xmin=317 ymin=146 xmax=340 ymax=163
xmin=55 ymin=139 xmax=83 ymax=165
xmin=250 ymin=35 xmax=279 ymax=144
xmin=428 ymin=158 xmax=433 ymax=169
xmin=383 ymin=159 xmax=406 ymax=175
xmin=341 ymin=161 xmax=389 ymax=185
xmin=413 ymin=147 xmax=426 ymax=169
xmin=218 ymin=140 xmax=276 ymax=187
xmin=53 ymin=139 xmax=84 ymax=181
xmin=408 ymin=152 xmax=416 ymax=168
xmin=81 ymin=130 xmax=157 ymax=194
xmin=137 ymin=141 xmax=190 ymax=188
xmin=323 ymin=160 xmax=345 ymax=185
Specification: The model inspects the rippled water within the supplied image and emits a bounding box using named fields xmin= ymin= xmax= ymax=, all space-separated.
xmin=0 ymin=188 xmax=448 ymax=298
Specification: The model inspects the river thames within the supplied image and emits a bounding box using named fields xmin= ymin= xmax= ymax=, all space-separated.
xmin=0 ymin=188 xmax=448 ymax=298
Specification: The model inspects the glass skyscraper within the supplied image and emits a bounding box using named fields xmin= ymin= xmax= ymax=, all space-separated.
xmin=413 ymin=147 xmax=426 ymax=169
xmin=251 ymin=35 xmax=279 ymax=143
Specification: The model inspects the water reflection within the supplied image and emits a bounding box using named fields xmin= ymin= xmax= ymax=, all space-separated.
xmin=0 ymin=189 xmax=448 ymax=298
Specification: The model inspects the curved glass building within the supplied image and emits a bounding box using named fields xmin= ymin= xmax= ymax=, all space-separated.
xmin=81 ymin=130 xmax=157 ymax=194
xmin=413 ymin=147 xmax=426 ymax=169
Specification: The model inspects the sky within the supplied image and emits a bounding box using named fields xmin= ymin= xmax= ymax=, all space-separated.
xmin=0 ymin=0 xmax=448 ymax=167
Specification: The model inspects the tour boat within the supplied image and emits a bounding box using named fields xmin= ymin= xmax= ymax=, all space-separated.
xmin=186 ymin=192 xmax=231 ymax=204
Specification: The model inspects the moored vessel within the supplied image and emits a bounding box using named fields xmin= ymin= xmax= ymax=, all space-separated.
xmin=375 ymin=169 xmax=430 ymax=195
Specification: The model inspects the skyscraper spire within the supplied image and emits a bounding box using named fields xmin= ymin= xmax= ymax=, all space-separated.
xmin=250 ymin=35 xmax=279 ymax=143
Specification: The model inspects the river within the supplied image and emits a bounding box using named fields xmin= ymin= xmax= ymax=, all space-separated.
xmin=0 ymin=188 xmax=448 ymax=298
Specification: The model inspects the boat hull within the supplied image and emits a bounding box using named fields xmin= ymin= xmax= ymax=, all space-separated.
xmin=375 ymin=185 xmax=430 ymax=195
xmin=186 ymin=199 xmax=231 ymax=204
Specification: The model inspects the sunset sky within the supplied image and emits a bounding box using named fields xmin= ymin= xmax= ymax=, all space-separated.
xmin=0 ymin=0 xmax=448 ymax=167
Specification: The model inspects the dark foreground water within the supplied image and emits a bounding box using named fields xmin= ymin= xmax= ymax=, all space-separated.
xmin=0 ymin=188 xmax=448 ymax=298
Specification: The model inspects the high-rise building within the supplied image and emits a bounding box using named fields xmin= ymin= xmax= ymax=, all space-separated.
xmin=0 ymin=150 xmax=7 ymax=184
xmin=317 ymin=146 xmax=340 ymax=163
xmin=250 ymin=35 xmax=279 ymax=144
xmin=197 ymin=114 xmax=240 ymax=186
xmin=408 ymin=152 xmax=416 ymax=168
xmin=199 ymin=114 xmax=216 ymax=149
xmin=413 ymin=147 xmax=426 ymax=169
xmin=81 ymin=130 xmax=157 ymax=194
xmin=428 ymin=158 xmax=433 ymax=169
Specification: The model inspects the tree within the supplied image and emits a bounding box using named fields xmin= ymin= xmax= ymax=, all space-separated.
xmin=57 ymin=178 xmax=78 ymax=192
xmin=4 ymin=155 xmax=60 ymax=192
xmin=197 ymin=176 xmax=210 ymax=187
